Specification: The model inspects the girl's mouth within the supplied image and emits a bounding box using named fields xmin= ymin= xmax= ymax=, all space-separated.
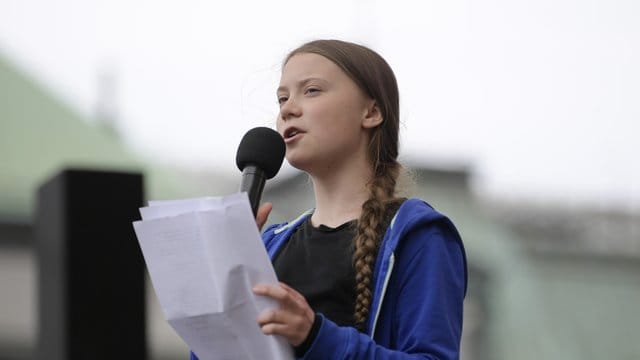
xmin=283 ymin=127 xmax=305 ymax=143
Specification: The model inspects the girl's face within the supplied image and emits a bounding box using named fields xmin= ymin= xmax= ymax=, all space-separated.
xmin=276 ymin=53 xmax=377 ymax=175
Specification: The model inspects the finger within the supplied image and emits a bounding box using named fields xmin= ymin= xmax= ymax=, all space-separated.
xmin=260 ymin=322 xmax=290 ymax=337
xmin=256 ymin=308 xmax=290 ymax=326
xmin=278 ymin=282 xmax=307 ymax=303
xmin=253 ymin=284 xmax=289 ymax=302
xmin=260 ymin=319 xmax=309 ymax=347
xmin=256 ymin=202 xmax=273 ymax=231
xmin=254 ymin=284 xmax=302 ymax=312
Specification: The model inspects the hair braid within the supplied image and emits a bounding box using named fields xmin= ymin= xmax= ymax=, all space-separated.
xmin=353 ymin=162 xmax=400 ymax=329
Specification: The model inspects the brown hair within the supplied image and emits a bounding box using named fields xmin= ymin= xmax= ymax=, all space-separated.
xmin=285 ymin=39 xmax=402 ymax=329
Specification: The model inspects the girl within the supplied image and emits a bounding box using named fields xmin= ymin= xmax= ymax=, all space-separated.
xmin=195 ymin=39 xmax=467 ymax=359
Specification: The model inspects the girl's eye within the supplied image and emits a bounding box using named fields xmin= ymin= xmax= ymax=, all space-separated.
xmin=305 ymin=87 xmax=320 ymax=95
xmin=277 ymin=96 xmax=288 ymax=105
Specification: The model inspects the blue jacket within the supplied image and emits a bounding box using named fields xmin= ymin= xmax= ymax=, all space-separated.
xmin=192 ymin=198 xmax=467 ymax=359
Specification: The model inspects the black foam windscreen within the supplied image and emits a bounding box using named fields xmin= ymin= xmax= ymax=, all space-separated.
xmin=235 ymin=127 xmax=286 ymax=179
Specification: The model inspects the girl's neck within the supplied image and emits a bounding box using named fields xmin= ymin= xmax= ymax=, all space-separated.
xmin=309 ymin=159 xmax=373 ymax=228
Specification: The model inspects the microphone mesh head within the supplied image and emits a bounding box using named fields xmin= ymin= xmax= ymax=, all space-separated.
xmin=235 ymin=127 xmax=286 ymax=179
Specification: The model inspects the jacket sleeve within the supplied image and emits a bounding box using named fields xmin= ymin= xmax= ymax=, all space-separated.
xmin=300 ymin=223 xmax=466 ymax=360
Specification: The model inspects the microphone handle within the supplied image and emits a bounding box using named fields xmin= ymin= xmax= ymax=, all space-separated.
xmin=239 ymin=165 xmax=266 ymax=217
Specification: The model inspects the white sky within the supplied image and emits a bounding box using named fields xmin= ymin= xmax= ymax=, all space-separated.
xmin=1 ymin=0 xmax=639 ymax=210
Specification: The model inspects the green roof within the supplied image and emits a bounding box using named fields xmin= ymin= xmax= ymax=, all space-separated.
xmin=0 ymin=53 xmax=233 ymax=220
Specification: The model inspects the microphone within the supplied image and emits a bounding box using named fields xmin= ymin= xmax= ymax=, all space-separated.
xmin=235 ymin=127 xmax=286 ymax=217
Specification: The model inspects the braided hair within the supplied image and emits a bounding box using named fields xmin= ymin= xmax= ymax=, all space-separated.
xmin=285 ymin=39 xmax=402 ymax=329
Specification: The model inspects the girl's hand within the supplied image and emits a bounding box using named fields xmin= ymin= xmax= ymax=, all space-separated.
xmin=256 ymin=202 xmax=272 ymax=231
xmin=253 ymin=282 xmax=315 ymax=346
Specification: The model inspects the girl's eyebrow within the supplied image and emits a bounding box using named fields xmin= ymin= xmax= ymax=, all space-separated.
xmin=277 ymin=77 xmax=327 ymax=93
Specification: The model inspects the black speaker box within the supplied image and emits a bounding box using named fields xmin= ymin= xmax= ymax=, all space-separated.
xmin=36 ymin=169 xmax=146 ymax=360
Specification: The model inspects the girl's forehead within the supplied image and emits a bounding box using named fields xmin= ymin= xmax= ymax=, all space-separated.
xmin=280 ymin=53 xmax=343 ymax=84
xmin=283 ymin=54 xmax=338 ymax=76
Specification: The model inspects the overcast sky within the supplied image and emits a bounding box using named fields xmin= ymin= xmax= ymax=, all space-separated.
xmin=1 ymin=0 xmax=638 ymax=210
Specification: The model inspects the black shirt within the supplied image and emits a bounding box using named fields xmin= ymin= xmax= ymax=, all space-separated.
xmin=272 ymin=217 xmax=357 ymax=327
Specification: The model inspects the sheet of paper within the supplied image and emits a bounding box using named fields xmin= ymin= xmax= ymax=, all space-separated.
xmin=133 ymin=192 xmax=293 ymax=360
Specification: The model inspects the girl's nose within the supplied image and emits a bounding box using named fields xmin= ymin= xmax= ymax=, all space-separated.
xmin=279 ymin=96 xmax=302 ymax=121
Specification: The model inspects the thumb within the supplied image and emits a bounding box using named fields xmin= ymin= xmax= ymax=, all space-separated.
xmin=256 ymin=202 xmax=273 ymax=231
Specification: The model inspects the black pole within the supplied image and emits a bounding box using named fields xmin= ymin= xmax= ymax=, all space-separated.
xmin=36 ymin=169 xmax=147 ymax=360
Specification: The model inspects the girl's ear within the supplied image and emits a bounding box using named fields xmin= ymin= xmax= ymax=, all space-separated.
xmin=362 ymin=100 xmax=383 ymax=129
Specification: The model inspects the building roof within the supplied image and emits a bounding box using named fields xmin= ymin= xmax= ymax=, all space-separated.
xmin=0 ymin=54 xmax=234 ymax=221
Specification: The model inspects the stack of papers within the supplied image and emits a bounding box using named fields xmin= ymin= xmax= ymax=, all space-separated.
xmin=133 ymin=192 xmax=293 ymax=360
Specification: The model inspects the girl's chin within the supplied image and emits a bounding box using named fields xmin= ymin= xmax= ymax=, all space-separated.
xmin=286 ymin=157 xmax=311 ymax=172
xmin=285 ymin=152 xmax=316 ymax=173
